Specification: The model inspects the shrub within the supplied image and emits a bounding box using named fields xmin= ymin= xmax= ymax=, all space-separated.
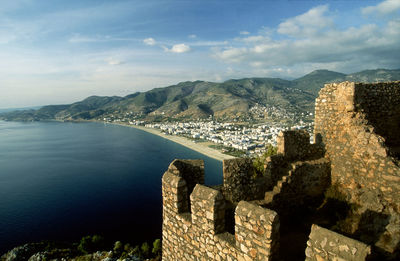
xmin=113 ymin=241 xmax=123 ymax=254
xmin=253 ymin=144 xmax=277 ymax=177
xmin=152 ymin=239 xmax=161 ymax=256
xmin=77 ymin=235 xmax=105 ymax=254
xmin=141 ymin=242 xmax=150 ymax=258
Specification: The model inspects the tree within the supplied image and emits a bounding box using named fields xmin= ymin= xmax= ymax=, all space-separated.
xmin=152 ymin=239 xmax=161 ymax=256
xmin=132 ymin=245 xmax=140 ymax=256
xmin=77 ymin=236 xmax=91 ymax=254
xmin=253 ymin=144 xmax=277 ymax=178
xmin=113 ymin=241 xmax=123 ymax=253
xmin=141 ymin=242 xmax=150 ymax=258
xmin=77 ymin=235 xmax=105 ymax=254
xmin=124 ymin=243 xmax=133 ymax=253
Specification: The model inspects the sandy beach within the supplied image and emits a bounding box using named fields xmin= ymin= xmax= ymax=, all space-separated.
xmin=113 ymin=123 xmax=235 ymax=162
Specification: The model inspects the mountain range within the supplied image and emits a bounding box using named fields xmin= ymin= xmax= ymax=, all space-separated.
xmin=1 ymin=68 xmax=399 ymax=122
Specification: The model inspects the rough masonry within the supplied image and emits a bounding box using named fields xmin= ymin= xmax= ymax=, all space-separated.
xmin=162 ymin=81 xmax=400 ymax=260
xmin=315 ymin=81 xmax=400 ymax=257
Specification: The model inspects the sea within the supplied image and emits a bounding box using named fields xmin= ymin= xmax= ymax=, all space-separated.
xmin=0 ymin=120 xmax=222 ymax=254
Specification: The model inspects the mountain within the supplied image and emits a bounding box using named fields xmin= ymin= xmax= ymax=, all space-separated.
xmin=293 ymin=68 xmax=400 ymax=96
xmin=344 ymin=68 xmax=400 ymax=83
xmin=293 ymin=70 xmax=347 ymax=95
xmin=1 ymin=68 xmax=399 ymax=122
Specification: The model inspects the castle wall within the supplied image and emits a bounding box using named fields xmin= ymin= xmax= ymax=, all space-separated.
xmin=222 ymin=158 xmax=272 ymax=203
xmin=273 ymin=159 xmax=331 ymax=208
xmin=314 ymin=81 xmax=400 ymax=254
xmin=354 ymin=82 xmax=400 ymax=149
xmin=161 ymin=81 xmax=400 ymax=260
xmin=265 ymin=131 xmax=330 ymax=211
xmin=305 ymin=224 xmax=371 ymax=260
xmin=277 ymin=130 xmax=324 ymax=161
xmin=162 ymin=160 xmax=280 ymax=261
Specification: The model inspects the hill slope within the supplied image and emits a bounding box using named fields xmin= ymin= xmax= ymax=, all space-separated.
xmin=1 ymin=68 xmax=399 ymax=122
xmin=293 ymin=70 xmax=347 ymax=95
xmin=293 ymin=68 xmax=400 ymax=96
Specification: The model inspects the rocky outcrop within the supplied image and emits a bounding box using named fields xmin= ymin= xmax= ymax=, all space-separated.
xmin=1 ymin=246 xmax=141 ymax=261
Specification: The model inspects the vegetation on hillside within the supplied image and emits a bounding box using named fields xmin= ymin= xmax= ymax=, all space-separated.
xmin=1 ymin=236 xmax=162 ymax=261
xmin=2 ymin=68 xmax=398 ymax=123
xmin=253 ymin=144 xmax=278 ymax=178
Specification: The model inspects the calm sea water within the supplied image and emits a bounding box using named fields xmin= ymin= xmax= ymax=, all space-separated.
xmin=0 ymin=121 xmax=222 ymax=253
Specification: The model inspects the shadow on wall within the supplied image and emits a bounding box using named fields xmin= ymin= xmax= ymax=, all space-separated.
xmin=355 ymin=210 xmax=390 ymax=246
xmin=315 ymin=185 xmax=395 ymax=260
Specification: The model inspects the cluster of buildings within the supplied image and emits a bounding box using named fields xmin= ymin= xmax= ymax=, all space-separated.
xmin=143 ymin=121 xmax=313 ymax=155
xmin=99 ymin=107 xmax=314 ymax=156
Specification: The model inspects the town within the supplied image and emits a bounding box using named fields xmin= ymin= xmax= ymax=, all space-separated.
xmin=101 ymin=115 xmax=313 ymax=157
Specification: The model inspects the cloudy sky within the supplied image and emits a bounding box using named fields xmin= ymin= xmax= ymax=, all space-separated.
xmin=1 ymin=0 xmax=399 ymax=108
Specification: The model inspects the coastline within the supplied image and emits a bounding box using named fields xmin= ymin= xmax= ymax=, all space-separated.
xmin=110 ymin=122 xmax=235 ymax=162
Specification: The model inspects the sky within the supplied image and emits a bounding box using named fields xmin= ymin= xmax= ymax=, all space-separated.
xmin=0 ymin=0 xmax=399 ymax=108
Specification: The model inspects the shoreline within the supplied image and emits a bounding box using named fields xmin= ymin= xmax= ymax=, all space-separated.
xmin=109 ymin=122 xmax=235 ymax=162
xmin=2 ymin=119 xmax=235 ymax=162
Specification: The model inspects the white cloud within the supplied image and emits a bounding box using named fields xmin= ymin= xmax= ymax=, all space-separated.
xmin=188 ymin=34 xmax=197 ymax=39
xmin=167 ymin=43 xmax=191 ymax=53
xmin=143 ymin=37 xmax=156 ymax=46
xmin=362 ymin=0 xmax=400 ymax=15
xmin=69 ymin=34 xmax=138 ymax=44
xmin=69 ymin=34 xmax=101 ymax=43
xmin=240 ymin=31 xmax=250 ymax=35
xmin=277 ymin=5 xmax=333 ymax=37
xmin=190 ymin=40 xmax=228 ymax=46
xmin=214 ymin=4 xmax=400 ymax=77
xmin=106 ymin=58 xmax=124 ymax=66
xmin=237 ymin=35 xmax=270 ymax=43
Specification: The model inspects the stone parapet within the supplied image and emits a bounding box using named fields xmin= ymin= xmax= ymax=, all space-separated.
xmin=162 ymin=172 xmax=188 ymax=214
xmin=235 ymin=201 xmax=280 ymax=260
xmin=305 ymin=224 xmax=371 ymax=261
xmin=222 ymin=158 xmax=271 ymax=203
xmin=277 ymin=130 xmax=324 ymax=161
xmin=162 ymin=160 xmax=281 ymax=261
xmin=190 ymin=184 xmax=225 ymax=234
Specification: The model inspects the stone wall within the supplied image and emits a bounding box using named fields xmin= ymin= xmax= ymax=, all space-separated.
xmin=161 ymin=82 xmax=400 ymax=259
xmin=354 ymin=82 xmax=400 ymax=151
xmin=265 ymin=131 xmax=330 ymax=212
xmin=277 ymin=130 xmax=324 ymax=161
xmin=222 ymin=158 xmax=272 ymax=203
xmin=271 ymin=158 xmax=331 ymax=211
xmin=162 ymin=160 xmax=281 ymax=261
xmin=314 ymin=81 xmax=400 ymax=255
xmin=305 ymin=224 xmax=371 ymax=260
xmin=162 ymin=128 xmax=334 ymax=260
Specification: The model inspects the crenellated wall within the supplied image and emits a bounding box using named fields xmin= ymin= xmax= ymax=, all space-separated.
xmin=277 ymin=130 xmax=324 ymax=161
xmin=162 ymin=159 xmax=280 ymax=261
xmin=222 ymin=158 xmax=272 ymax=203
xmin=162 ymin=82 xmax=400 ymax=260
xmin=162 ymin=130 xmax=333 ymax=260
xmin=305 ymin=224 xmax=371 ymax=260
xmin=314 ymin=81 xmax=400 ymax=255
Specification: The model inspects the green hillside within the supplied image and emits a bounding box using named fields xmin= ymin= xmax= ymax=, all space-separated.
xmin=293 ymin=70 xmax=346 ymax=95
xmin=1 ymin=68 xmax=399 ymax=122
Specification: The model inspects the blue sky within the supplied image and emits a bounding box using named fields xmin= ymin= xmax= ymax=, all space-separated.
xmin=1 ymin=0 xmax=399 ymax=108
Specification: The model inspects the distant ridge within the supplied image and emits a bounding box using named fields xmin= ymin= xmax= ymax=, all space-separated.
xmin=292 ymin=70 xmax=347 ymax=95
xmin=1 ymin=68 xmax=399 ymax=122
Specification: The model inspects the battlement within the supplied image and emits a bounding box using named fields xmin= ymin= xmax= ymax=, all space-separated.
xmin=277 ymin=130 xmax=324 ymax=161
xmin=162 ymin=131 xmax=332 ymax=260
xmin=162 ymin=160 xmax=280 ymax=260
xmin=162 ymin=81 xmax=400 ymax=260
